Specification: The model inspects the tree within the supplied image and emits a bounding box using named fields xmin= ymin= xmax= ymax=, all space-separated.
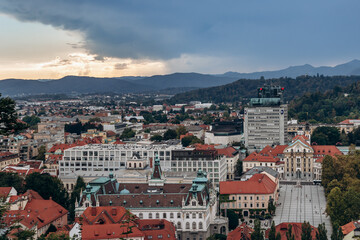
xmin=181 ymin=135 xmax=203 ymax=147
xmin=25 ymin=173 xmax=69 ymax=209
xmin=268 ymin=221 xmax=276 ymax=240
xmin=251 ymin=219 xmax=264 ymax=240
xmin=22 ymin=115 xmax=40 ymax=127
xmin=150 ymin=135 xmax=163 ymax=142
xmin=176 ymin=126 xmax=187 ymax=138
xmin=276 ymin=232 xmax=282 ymax=240
xmin=326 ymin=187 xmax=345 ymax=226
xmin=69 ymin=177 xmax=86 ymax=222
xmin=163 ymin=129 xmax=177 ymax=140
xmin=234 ymin=159 xmax=243 ymax=177
xmin=331 ymin=224 xmax=343 ymax=240
xmin=0 ymin=172 xmax=25 ymax=193
xmin=301 ymin=222 xmax=312 ymax=240
xmin=286 ymin=224 xmax=295 ymax=240
xmin=12 ymin=229 xmax=36 ymax=240
xmin=268 ymin=200 xmax=276 ymax=215
xmin=0 ymin=94 xmax=25 ymax=135
xmin=311 ymin=127 xmax=340 ymax=145
xmin=120 ymin=128 xmax=135 ymax=139
xmin=227 ymin=209 xmax=239 ymax=231
xmin=316 ymin=223 xmax=328 ymax=240
xmin=36 ymin=145 xmax=46 ymax=161
xmin=207 ymin=234 xmax=227 ymax=240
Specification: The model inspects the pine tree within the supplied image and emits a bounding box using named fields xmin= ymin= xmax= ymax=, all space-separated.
xmin=268 ymin=221 xmax=276 ymax=240
xmin=316 ymin=223 xmax=328 ymax=240
xmin=251 ymin=219 xmax=264 ymax=240
xmin=301 ymin=222 xmax=312 ymax=240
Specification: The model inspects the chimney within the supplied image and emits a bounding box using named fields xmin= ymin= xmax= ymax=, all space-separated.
xmin=91 ymin=207 xmax=97 ymax=216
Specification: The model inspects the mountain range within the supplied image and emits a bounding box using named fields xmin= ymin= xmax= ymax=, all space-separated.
xmin=1 ymin=59 xmax=360 ymax=97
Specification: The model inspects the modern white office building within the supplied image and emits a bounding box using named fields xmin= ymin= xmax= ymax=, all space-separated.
xmin=59 ymin=144 xmax=184 ymax=176
xmin=244 ymin=85 xmax=288 ymax=151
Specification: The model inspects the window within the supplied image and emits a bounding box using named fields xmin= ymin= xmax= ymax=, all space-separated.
xmin=139 ymin=213 xmax=143 ymax=219
xmin=170 ymin=213 xmax=174 ymax=218
xmin=177 ymin=213 xmax=181 ymax=218
xmin=186 ymin=213 xmax=190 ymax=219
xmin=199 ymin=213 xmax=202 ymax=218
xmin=163 ymin=213 xmax=167 ymax=218
xmin=192 ymin=222 xmax=196 ymax=230
xmin=156 ymin=213 xmax=159 ymax=219
xmin=158 ymin=235 xmax=163 ymax=239
xmin=192 ymin=213 xmax=196 ymax=219
xmin=177 ymin=222 xmax=182 ymax=229
xmin=149 ymin=213 xmax=153 ymax=219
xmin=199 ymin=222 xmax=203 ymax=229
xmin=186 ymin=222 xmax=190 ymax=229
xmin=238 ymin=196 xmax=241 ymax=200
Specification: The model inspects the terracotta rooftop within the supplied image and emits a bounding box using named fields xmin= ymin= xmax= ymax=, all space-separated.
xmin=220 ymin=174 xmax=277 ymax=195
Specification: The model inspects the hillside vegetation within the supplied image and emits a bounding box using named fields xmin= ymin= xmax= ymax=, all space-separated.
xmin=170 ymin=75 xmax=360 ymax=104
xmin=289 ymin=81 xmax=360 ymax=123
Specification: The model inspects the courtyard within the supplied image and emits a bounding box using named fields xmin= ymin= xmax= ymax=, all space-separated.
xmin=273 ymin=184 xmax=332 ymax=235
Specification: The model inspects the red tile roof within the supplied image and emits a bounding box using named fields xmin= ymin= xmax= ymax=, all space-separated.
xmin=220 ymin=174 xmax=277 ymax=195
xmin=265 ymin=223 xmax=317 ymax=240
xmin=0 ymin=187 xmax=12 ymax=199
xmin=243 ymin=152 xmax=279 ymax=163
xmin=312 ymin=145 xmax=342 ymax=157
xmin=227 ymin=223 xmax=254 ymax=240
xmin=81 ymin=223 xmax=144 ymax=240
xmin=217 ymin=147 xmax=237 ymax=158
xmin=341 ymin=221 xmax=358 ymax=235
xmin=4 ymin=191 xmax=68 ymax=230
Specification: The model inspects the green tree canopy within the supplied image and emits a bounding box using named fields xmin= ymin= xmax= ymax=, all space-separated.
xmin=120 ymin=128 xmax=135 ymax=139
xmin=25 ymin=173 xmax=69 ymax=209
xmin=150 ymin=134 xmax=163 ymax=142
xmin=316 ymin=223 xmax=328 ymax=240
xmin=301 ymin=222 xmax=312 ymax=240
xmin=251 ymin=219 xmax=264 ymax=240
xmin=22 ymin=115 xmax=40 ymax=127
xmin=0 ymin=94 xmax=25 ymax=135
xmin=181 ymin=135 xmax=203 ymax=147
xmin=163 ymin=129 xmax=177 ymax=140
xmin=0 ymin=172 xmax=24 ymax=193
xmin=227 ymin=209 xmax=239 ymax=231
xmin=311 ymin=127 xmax=340 ymax=145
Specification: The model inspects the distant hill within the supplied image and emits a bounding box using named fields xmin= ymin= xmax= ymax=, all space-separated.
xmin=0 ymin=74 xmax=237 ymax=97
xmin=1 ymin=59 xmax=360 ymax=97
xmin=170 ymin=75 xmax=360 ymax=104
xmin=216 ymin=59 xmax=360 ymax=79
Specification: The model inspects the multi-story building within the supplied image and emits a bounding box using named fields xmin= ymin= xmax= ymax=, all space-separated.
xmin=244 ymin=85 xmax=288 ymax=151
xmin=171 ymin=149 xmax=227 ymax=188
xmin=0 ymin=152 xmax=20 ymax=169
xmin=76 ymin=157 xmax=228 ymax=240
xmin=59 ymin=144 xmax=184 ymax=176
xmin=220 ymin=173 xmax=279 ymax=217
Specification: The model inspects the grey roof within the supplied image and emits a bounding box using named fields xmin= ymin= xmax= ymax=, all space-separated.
xmin=241 ymin=166 xmax=279 ymax=180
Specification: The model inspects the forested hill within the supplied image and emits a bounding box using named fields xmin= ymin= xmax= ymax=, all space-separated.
xmin=289 ymin=81 xmax=360 ymax=123
xmin=169 ymin=75 xmax=360 ymax=104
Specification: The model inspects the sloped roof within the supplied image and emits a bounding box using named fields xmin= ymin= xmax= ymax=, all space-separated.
xmin=220 ymin=174 xmax=277 ymax=195
xmin=227 ymin=223 xmax=254 ymax=240
xmin=312 ymin=145 xmax=342 ymax=157
xmin=265 ymin=223 xmax=317 ymax=240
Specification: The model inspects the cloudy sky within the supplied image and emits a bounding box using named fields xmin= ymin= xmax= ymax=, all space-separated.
xmin=0 ymin=0 xmax=359 ymax=79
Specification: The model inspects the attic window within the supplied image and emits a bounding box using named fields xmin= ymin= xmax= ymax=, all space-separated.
xmin=140 ymin=200 xmax=143 ymax=204
xmin=123 ymin=200 xmax=127 ymax=205
xmin=156 ymin=200 xmax=160 ymax=204
xmin=135 ymin=186 xmax=139 ymax=189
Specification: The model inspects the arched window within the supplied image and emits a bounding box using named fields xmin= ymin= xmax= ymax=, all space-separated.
xmin=199 ymin=213 xmax=202 ymax=218
xmin=170 ymin=213 xmax=174 ymax=218
xmin=199 ymin=222 xmax=203 ymax=229
xmin=192 ymin=222 xmax=196 ymax=230
xmin=139 ymin=213 xmax=143 ymax=219
xmin=192 ymin=213 xmax=196 ymax=219
xmin=177 ymin=222 xmax=182 ymax=229
xmin=129 ymin=163 xmax=132 ymax=168
xmin=186 ymin=222 xmax=190 ymax=229
xmin=149 ymin=213 xmax=153 ymax=219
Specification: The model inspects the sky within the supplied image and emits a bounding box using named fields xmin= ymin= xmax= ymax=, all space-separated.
xmin=0 ymin=0 xmax=359 ymax=79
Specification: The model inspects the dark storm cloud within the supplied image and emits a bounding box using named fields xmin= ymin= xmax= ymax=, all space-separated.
xmin=1 ymin=0 xmax=360 ymax=65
